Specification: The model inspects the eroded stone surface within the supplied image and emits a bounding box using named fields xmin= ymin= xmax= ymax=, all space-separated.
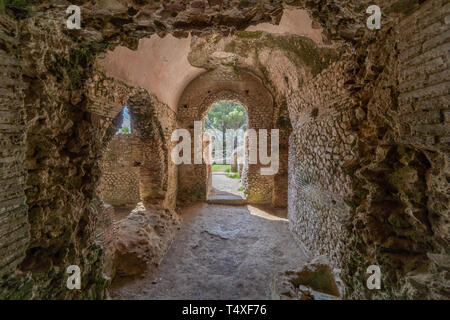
xmin=113 ymin=203 xmax=181 ymax=280
xmin=271 ymin=257 xmax=341 ymax=300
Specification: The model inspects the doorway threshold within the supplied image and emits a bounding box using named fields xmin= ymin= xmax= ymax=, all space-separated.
xmin=207 ymin=189 xmax=247 ymax=206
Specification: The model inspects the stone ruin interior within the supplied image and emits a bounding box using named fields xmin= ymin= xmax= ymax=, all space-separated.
xmin=0 ymin=0 xmax=448 ymax=300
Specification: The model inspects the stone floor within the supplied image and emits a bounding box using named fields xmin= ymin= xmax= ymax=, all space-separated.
xmin=208 ymin=173 xmax=245 ymax=204
xmin=111 ymin=203 xmax=309 ymax=299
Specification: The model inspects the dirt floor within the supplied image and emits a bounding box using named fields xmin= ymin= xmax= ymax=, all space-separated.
xmin=111 ymin=203 xmax=309 ymax=300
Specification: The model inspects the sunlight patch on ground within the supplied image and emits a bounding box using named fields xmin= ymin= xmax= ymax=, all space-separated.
xmin=247 ymin=205 xmax=288 ymax=221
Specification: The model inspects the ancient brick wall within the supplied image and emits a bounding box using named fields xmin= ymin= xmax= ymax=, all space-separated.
xmin=287 ymin=60 xmax=357 ymax=268
xmin=393 ymin=0 xmax=449 ymax=298
xmin=95 ymin=204 xmax=117 ymax=280
xmin=396 ymin=1 xmax=449 ymax=237
xmin=99 ymin=134 xmax=141 ymax=207
xmin=0 ymin=15 xmax=29 ymax=281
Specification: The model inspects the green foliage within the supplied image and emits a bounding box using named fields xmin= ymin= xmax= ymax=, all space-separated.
xmin=205 ymin=100 xmax=247 ymax=163
xmin=120 ymin=127 xmax=130 ymax=134
xmin=205 ymin=101 xmax=247 ymax=132
xmin=1 ymin=0 xmax=31 ymax=18
xmin=65 ymin=46 xmax=94 ymax=90
xmin=212 ymin=164 xmax=230 ymax=172
xmin=226 ymin=172 xmax=240 ymax=179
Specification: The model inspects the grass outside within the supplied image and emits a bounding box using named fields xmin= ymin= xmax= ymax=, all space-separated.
xmin=226 ymin=172 xmax=240 ymax=179
xmin=212 ymin=164 xmax=231 ymax=172
xmin=212 ymin=164 xmax=240 ymax=178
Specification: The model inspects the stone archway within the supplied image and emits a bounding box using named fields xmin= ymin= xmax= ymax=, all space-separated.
xmin=176 ymin=69 xmax=285 ymax=205
xmin=202 ymin=98 xmax=249 ymax=201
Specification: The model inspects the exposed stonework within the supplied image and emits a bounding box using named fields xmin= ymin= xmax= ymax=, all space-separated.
xmin=95 ymin=204 xmax=116 ymax=281
xmin=186 ymin=27 xmax=340 ymax=208
xmin=288 ymin=59 xmax=357 ymax=273
xmin=271 ymin=256 xmax=341 ymax=300
xmin=182 ymin=0 xmax=449 ymax=299
xmin=113 ymin=203 xmax=181 ymax=280
xmin=288 ymin=0 xmax=450 ymax=300
xmin=0 ymin=15 xmax=29 ymax=286
xmin=85 ymin=70 xmax=179 ymax=210
xmin=0 ymin=5 xmax=181 ymax=298
xmin=99 ymin=134 xmax=141 ymax=207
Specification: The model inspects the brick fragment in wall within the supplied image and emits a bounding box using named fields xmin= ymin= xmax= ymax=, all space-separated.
xmin=0 ymin=15 xmax=29 ymax=277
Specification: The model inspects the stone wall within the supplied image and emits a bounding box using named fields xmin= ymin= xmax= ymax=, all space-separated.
xmin=187 ymin=28 xmax=339 ymax=208
xmin=0 ymin=9 xmax=113 ymax=299
xmin=396 ymin=1 xmax=449 ymax=239
xmin=99 ymin=134 xmax=140 ymax=207
xmin=0 ymin=15 xmax=29 ymax=285
xmin=0 ymin=7 xmax=178 ymax=299
xmin=287 ymin=0 xmax=450 ymax=299
xmin=95 ymin=204 xmax=116 ymax=280
xmin=288 ymin=59 xmax=356 ymax=269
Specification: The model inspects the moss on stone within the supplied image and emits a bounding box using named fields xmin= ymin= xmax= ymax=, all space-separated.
xmin=387 ymin=213 xmax=411 ymax=229
xmin=235 ymin=31 xmax=263 ymax=39
xmin=65 ymin=45 xmax=95 ymax=90
xmin=263 ymin=34 xmax=338 ymax=76
xmin=224 ymin=32 xmax=339 ymax=77
xmin=2 ymin=0 xmax=33 ymax=18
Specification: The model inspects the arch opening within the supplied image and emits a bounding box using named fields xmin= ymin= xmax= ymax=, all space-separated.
xmin=176 ymin=69 xmax=277 ymax=205
xmin=204 ymin=100 xmax=248 ymax=202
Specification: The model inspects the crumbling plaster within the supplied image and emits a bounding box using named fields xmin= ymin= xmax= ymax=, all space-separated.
xmin=100 ymin=34 xmax=206 ymax=112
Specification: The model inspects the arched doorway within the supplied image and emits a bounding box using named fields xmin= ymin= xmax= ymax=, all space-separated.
xmin=176 ymin=69 xmax=279 ymax=205
xmin=204 ymin=100 xmax=248 ymax=202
